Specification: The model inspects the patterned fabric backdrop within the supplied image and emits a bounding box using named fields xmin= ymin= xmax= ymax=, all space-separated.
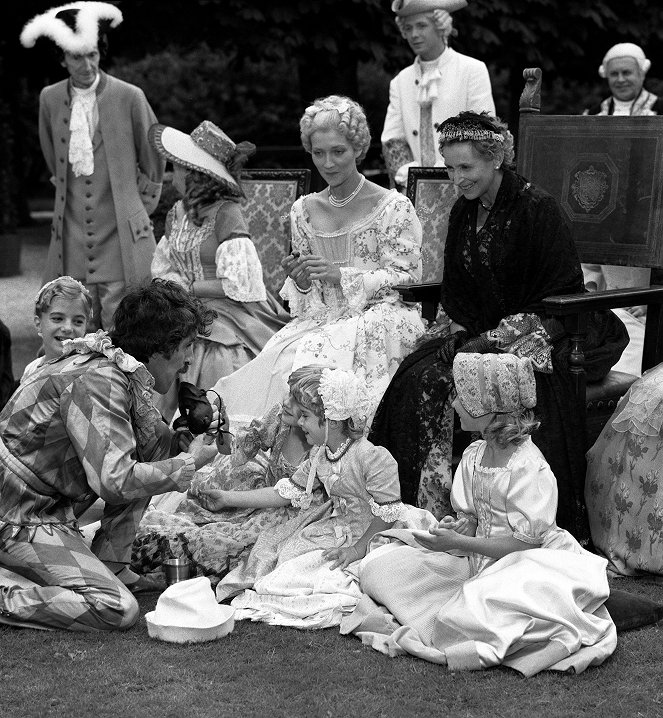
xmin=407 ymin=171 xmax=458 ymax=283
xmin=240 ymin=170 xmax=310 ymax=297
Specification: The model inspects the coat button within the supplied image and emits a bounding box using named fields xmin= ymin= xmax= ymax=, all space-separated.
xmin=415 ymin=79 xmax=419 ymax=85
xmin=87 ymin=232 xmax=93 ymax=237
xmin=87 ymin=243 xmax=93 ymax=248
xmin=413 ymin=130 xmax=418 ymax=136
xmin=85 ymin=206 xmax=92 ymax=211
xmin=61 ymin=138 xmax=66 ymax=143
xmin=85 ymin=193 xmax=92 ymax=198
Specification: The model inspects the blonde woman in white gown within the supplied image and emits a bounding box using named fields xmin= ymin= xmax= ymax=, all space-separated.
xmin=213 ymin=96 xmax=425 ymax=427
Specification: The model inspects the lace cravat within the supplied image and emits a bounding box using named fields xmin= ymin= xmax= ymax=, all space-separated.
xmin=68 ymin=74 xmax=100 ymax=177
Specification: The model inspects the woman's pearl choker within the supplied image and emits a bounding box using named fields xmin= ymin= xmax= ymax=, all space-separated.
xmin=328 ymin=175 xmax=366 ymax=208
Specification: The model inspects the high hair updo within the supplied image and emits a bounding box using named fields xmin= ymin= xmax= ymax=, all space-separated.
xmin=437 ymin=111 xmax=515 ymax=169
xmin=395 ymin=9 xmax=455 ymax=43
xmin=300 ymin=95 xmax=371 ymax=162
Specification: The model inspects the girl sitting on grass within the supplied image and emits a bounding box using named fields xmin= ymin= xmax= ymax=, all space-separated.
xmin=22 ymin=276 xmax=93 ymax=383
xmin=205 ymin=365 xmax=413 ymax=629
xmin=343 ymin=352 xmax=617 ymax=675
xmin=131 ymin=367 xmax=313 ymax=584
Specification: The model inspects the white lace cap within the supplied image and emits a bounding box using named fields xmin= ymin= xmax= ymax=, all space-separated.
xmin=318 ymin=368 xmax=371 ymax=424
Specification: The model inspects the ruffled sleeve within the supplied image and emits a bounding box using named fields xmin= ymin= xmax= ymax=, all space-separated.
xmin=274 ymin=456 xmax=321 ymax=510
xmin=279 ymin=197 xmax=327 ymax=317
xmin=232 ymin=403 xmax=284 ymax=467
xmin=361 ymin=441 xmax=407 ymax=522
xmin=339 ymin=194 xmax=422 ymax=312
xmin=213 ymin=202 xmax=267 ymax=302
xmin=151 ymin=206 xmax=190 ymax=289
xmin=450 ymin=440 xmax=481 ymax=520
xmin=505 ymin=448 xmax=558 ymax=544
xmin=215 ymin=237 xmax=267 ymax=302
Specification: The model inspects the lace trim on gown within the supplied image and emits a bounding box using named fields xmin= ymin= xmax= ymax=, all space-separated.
xmin=611 ymin=364 xmax=663 ymax=436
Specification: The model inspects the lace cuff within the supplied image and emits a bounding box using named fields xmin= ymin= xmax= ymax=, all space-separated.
xmin=280 ymin=276 xmax=326 ymax=317
xmin=383 ymin=139 xmax=414 ymax=185
xmin=369 ymin=497 xmax=407 ymax=523
xmin=216 ymin=237 xmax=267 ymax=302
xmin=275 ymin=477 xmax=313 ymax=509
xmin=339 ymin=268 xmax=368 ymax=312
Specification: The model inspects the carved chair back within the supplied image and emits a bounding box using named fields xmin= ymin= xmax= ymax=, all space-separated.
xmin=518 ymin=68 xmax=663 ymax=445
xmin=406 ymin=168 xmax=458 ymax=282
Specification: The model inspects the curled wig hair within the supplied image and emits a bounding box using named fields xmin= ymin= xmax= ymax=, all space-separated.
xmin=287 ymin=365 xmax=364 ymax=439
xmin=438 ymin=111 xmax=515 ymax=169
xmin=482 ymin=409 xmax=540 ymax=450
xmin=110 ymin=279 xmax=213 ymax=362
xmin=395 ymin=9 xmax=455 ymax=43
xmin=300 ymin=95 xmax=371 ymax=162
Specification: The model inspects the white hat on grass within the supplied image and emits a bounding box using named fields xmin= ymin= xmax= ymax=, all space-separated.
xmin=145 ymin=576 xmax=235 ymax=644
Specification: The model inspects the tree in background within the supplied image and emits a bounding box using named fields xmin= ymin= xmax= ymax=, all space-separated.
xmin=4 ymin=0 xmax=663 ymax=219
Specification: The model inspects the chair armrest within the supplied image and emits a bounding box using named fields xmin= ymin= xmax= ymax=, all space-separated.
xmin=394 ymin=282 xmax=442 ymax=322
xmin=542 ymin=285 xmax=663 ymax=315
xmin=543 ymin=285 xmax=663 ymax=379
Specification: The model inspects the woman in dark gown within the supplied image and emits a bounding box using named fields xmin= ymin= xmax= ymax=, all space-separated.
xmin=370 ymin=112 xmax=628 ymax=543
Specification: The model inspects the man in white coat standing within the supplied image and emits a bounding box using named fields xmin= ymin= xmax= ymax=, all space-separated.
xmin=21 ymin=2 xmax=165 ymax=331
xmin=382 ymin=0 xmax=495 ymax=188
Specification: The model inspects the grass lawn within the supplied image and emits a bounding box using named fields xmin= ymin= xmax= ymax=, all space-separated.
xmin=1 ymin=223 xmax=663 ymax=717
xmin=1 ymin=576 xmax=663 ymax=718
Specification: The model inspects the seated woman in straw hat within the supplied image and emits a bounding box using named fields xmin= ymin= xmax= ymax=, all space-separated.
xmin=149 ymin=120 xmax=289 ymax=403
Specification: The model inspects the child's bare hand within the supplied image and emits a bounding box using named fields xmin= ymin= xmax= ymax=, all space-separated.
xmin=323 ymin=544 xmax=363 ymax=570
xmin=411 ymin=527 xmax=459 ymax=552
xmin=453 ymin=517 xmax=477 ymax=536
xmin=196 ymin=489 xmax=228 ymax=512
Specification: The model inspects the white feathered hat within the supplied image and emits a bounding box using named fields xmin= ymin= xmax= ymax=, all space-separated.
xmin=20 ymin=2 xmax=123 ymax=54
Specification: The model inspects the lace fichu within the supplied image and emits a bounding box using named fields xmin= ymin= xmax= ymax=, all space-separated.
xmin=610 ymin=365 xmax=663 ymax=436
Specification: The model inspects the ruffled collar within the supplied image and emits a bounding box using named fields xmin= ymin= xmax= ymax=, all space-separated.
xmin=62 ymin=331 xmax=161 ymax=445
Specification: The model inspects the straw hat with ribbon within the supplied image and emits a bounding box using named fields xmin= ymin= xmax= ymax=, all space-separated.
xmin=149 ymin=120 xmax=254 ymax=199
xmin=145 ymin=576 xmax=235 ymax=644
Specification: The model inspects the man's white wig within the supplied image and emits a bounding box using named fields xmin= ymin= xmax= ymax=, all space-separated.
xmin=20 ymin=2 xmax=123 ymax=53
xmin=599 ymin=43 xmax=651 ymax=78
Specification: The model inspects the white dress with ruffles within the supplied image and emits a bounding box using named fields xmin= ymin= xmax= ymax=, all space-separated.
xmin=212 ymin=191 xmax=425 ymax=427
xmin=343 ymin=438 xmax=617 ymax=675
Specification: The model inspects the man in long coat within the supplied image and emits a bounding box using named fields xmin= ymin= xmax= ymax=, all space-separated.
xmin=21 ymin=2 xmax=165 ymax=330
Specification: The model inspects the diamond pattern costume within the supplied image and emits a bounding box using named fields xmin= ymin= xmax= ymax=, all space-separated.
xmin=0 ymin=335 xmax=194 ymax=631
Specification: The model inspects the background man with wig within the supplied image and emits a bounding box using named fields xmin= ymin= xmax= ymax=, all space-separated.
xmin=381 ymin=0 xmax=495 ymax=188
xmin=20 ymin=2 xmax=165 ymax=331
xmin=0 ymin=280 xmax=218 ymax=632
xmin=582 ymin=43 xmax=661 ymax=376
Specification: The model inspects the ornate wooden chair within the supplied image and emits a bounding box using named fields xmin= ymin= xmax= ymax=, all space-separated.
xmin=406 ymin=168 xmax=457 ymax=283
xmin=239 ymin=169 xmax=311 ymax=298
xmin=519 ymin=68 xmax=663 ymax=444
xmin=398 ymin=69 xmax=663 ymax=448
